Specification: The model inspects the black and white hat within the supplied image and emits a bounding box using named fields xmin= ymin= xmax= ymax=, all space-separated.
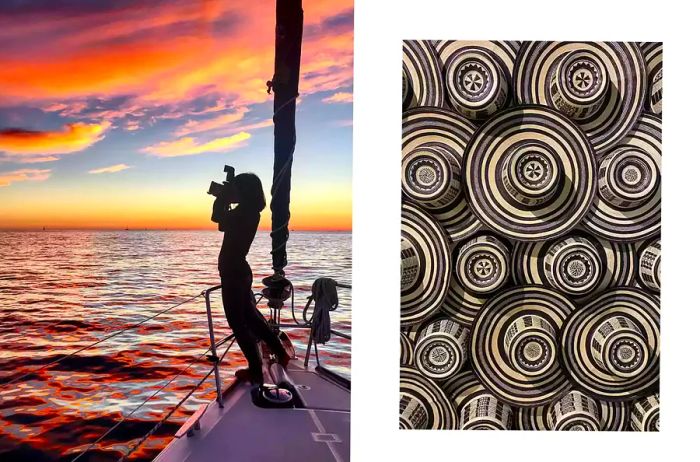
xmin=581 ymin=114 xmax=661 ymax=241
xmin=561 ymin=288 xmax=660 ymax=400
xmin=464 ymin=106 xmax=596 ymax=240
xmin=434 ymin=41 xmax=520 ymax=120
xmin=400 ymin=366 xmax=457 ymax=429
xmin=514 ymin=41 xmax=646 ymax=153
xmin=470 ymin=285 xmax=575 ymax=407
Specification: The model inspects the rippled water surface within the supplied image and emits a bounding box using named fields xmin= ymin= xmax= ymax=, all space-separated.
xmin=0 ymin=230 xmax=351 ymax=461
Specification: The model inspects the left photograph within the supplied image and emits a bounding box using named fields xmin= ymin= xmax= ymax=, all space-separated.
xmin=0 ymin=1 xmax=353 ymax=461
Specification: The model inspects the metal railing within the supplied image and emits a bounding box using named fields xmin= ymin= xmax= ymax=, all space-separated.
xmin=201 ymin=280 xmax=352 ymax=403
xmin=203 ymin=284 xmax=225 ymax=407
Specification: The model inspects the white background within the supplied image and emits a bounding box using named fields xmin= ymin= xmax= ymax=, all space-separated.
xmin=352 ymin=0 xmax=700 ymax=460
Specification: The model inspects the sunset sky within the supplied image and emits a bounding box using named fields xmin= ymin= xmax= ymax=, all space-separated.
xmin=0 ymin=0 xmax=353 ymax=231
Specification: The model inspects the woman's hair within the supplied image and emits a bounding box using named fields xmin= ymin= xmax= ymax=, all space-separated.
xmin=234 ymin=173 xmax=266 ymax=212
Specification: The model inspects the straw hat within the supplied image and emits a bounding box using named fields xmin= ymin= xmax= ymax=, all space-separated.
xmin=442 ymin=234 xmax=511 ymax=326
xmin=414 ymin=317 xmax=470 ymax=380
xmin=403 ymin=40 xmax=445 ymax=111
xmin=514 ymin=41 xmax=646 ymax=153
xmin=637 ymin=236 xmax=661 ymax=293
xmin=434 ymin=41 xmax=521 ymax=120
xmin=401 ymin=201 xmax=451 ymax=326
xmin=641 ymin=42 xmax=662 ymax=116
xmin=464 ymin=105 xmax=596 ymax=240
xmin=443 ymin=370 xmax=513 ymax=430
xmin=514 ymin=393 xmax=629 ymax=431
xmin=630 ymin=393 xmax=659 ymax=431
xmin=470 ymin=285 xmax=575 ymax=407
xmin=400 ymin=366 xmax=457 ymax=429
xmin=561 ymin=288 xmax=660 ymax=400
xmin=402 ymin=107 xmax=481 ymax=241
xmin=581 ymin=114 xmax=661 ymax=241
xmin=400 ymin=331 xmax=415 ymax=366
xmin=511 ymin=230 xmax=635 ymax=301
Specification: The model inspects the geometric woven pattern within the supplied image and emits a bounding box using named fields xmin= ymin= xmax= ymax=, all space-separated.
xmin=401 ymin=40 xmax=661 ymax=431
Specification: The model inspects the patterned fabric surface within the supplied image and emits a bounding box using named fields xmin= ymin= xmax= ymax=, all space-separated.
xmin=400 ymin=40 xmax=661 ymax=431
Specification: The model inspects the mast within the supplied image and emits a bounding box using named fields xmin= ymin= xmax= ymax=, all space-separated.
xmin=268 ymin=0 xmax=304 ymax=276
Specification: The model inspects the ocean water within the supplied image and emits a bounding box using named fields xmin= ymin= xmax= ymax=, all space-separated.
xmin=0 ymin=230 xmax=351 ymax=462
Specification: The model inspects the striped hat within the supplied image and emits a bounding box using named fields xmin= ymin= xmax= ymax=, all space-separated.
xmin=514 ymin=41 xmax=646 ymax=153
xmin=561 ymin=288 xmax=660 ymax=400
xmin=401 ymin=201 xmax=451 ymax=326
xmin=470 ymin=285 xmax=575 ymax=407
xmin=464 ymin=106 xmax=596 ymax=241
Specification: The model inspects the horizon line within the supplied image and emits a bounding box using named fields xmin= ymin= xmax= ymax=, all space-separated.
xmin=0 ymin=227 xmax=352 ymax=233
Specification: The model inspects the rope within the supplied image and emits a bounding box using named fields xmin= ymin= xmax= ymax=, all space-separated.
xmin=117 ymin=335 xmax=238 ymax=462
xmin=0 ymin=292 xmax=203 ymax=390
xmin=69 ymin=335 xmax=229 ymax=462
xmin=305 ymin=278 xmax=339 ymax=344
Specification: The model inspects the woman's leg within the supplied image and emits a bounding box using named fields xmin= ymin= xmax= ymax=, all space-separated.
xmin=242 ymin=290 xmax=288 ymax=360
xmin=220 ymin=277 xmax=263 ymax=377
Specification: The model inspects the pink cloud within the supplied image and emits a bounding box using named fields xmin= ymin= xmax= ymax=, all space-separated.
xmin=0 ymin=168 xmax=51 ymax=187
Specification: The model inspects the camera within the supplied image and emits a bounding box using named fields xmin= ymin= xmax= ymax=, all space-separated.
xmin=207 ymin=165 xmax=236 ymax=198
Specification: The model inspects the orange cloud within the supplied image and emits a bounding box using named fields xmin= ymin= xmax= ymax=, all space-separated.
xmin=0 ymin=168 xmax=51 ymax=187
xmin=142 ymin=132 xmax=251 ymax=158
xmin=0 ymin=122 xmax=110 ymax=162
xmin=322 ymin=91 xmax=353 ymax=104
xmin=88 ymin=164 xmax=131 ymax=174
xmin=0 ymin=1 xmax=353 ymax=113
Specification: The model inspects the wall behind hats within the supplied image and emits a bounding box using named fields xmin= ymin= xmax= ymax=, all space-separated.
xmin=352 ymin=0 xmax=698 ymax=459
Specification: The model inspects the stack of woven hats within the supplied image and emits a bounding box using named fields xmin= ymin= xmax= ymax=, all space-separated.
xmin=400 ymin=41 xmax=661 ymax=431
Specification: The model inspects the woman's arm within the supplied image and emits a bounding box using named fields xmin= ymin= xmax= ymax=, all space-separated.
xmin=211 ymin=196 xmax=233 ymax=232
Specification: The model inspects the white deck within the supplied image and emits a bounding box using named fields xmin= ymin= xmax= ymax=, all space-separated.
xmin=155 ymin=360 xmax=350 ymax=462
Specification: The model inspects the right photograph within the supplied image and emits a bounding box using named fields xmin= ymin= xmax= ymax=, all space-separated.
xmin=400 ymin=41 xmax=661 ymax=431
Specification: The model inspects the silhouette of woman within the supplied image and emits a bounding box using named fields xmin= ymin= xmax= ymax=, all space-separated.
xmin=211 ymin=173 xmax=290 ymax=384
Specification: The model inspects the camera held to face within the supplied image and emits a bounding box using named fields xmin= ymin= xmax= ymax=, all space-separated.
xmin=207 ymin=165 xmax=237 ymax=201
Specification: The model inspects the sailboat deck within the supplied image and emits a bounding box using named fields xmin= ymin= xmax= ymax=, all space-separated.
xmin=155 ymin=360 xmax=350 ymax=462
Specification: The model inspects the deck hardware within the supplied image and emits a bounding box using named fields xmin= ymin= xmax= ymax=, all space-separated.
xmin=312 ymin=432 xmax=341 ymax=443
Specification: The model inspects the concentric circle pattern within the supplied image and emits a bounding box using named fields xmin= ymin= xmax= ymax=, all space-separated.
xmin=548 ymin=391 xmax=600 ymax=431
xmin=630 ymin=393 xmax=659 ymax=432
xmin=434 ymin=41 xmax=520 ymax=120
xmin=400 ymin=366 xmax=457 ymax=429
xmin=401 ymin=40 xmax=660 ymax=431
xmin=512 ymin=230 xmax=635 ymax=302
xmin=561 ymin=288 xmax=660 ymax=400
xmin=401 ymin=201 xmax=451 ymax=327
xmin=514 ymin=41 xmax=646 ymax=153
xmin=581 ymin=114 xmax=661 ymax=241
xmin=400 ymin=332 xmax=416 ymax=366
xmin=470 ymin=286 xmax=575 ymax=407
xmin=514 ymin=394 xmax=629 ymax=431
xmin=443 ymin=370 xmax=513 ymax=430
xmin=442 ymin=234 xmax=511 ymax=326
xmin=641 ymin=43 xmax=662 ymax=116
xmin=637 ymin=237 xmax=661 ymax=293
xmin=403 ymin=40 xmax=445 ymax=111
xmin=414 ymin=318 xmax=469 ymax=380
xmin=403 ymin=108 xmax=481 ymax=241
xmin=464 ymin=106 xmax=596 ymax=240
